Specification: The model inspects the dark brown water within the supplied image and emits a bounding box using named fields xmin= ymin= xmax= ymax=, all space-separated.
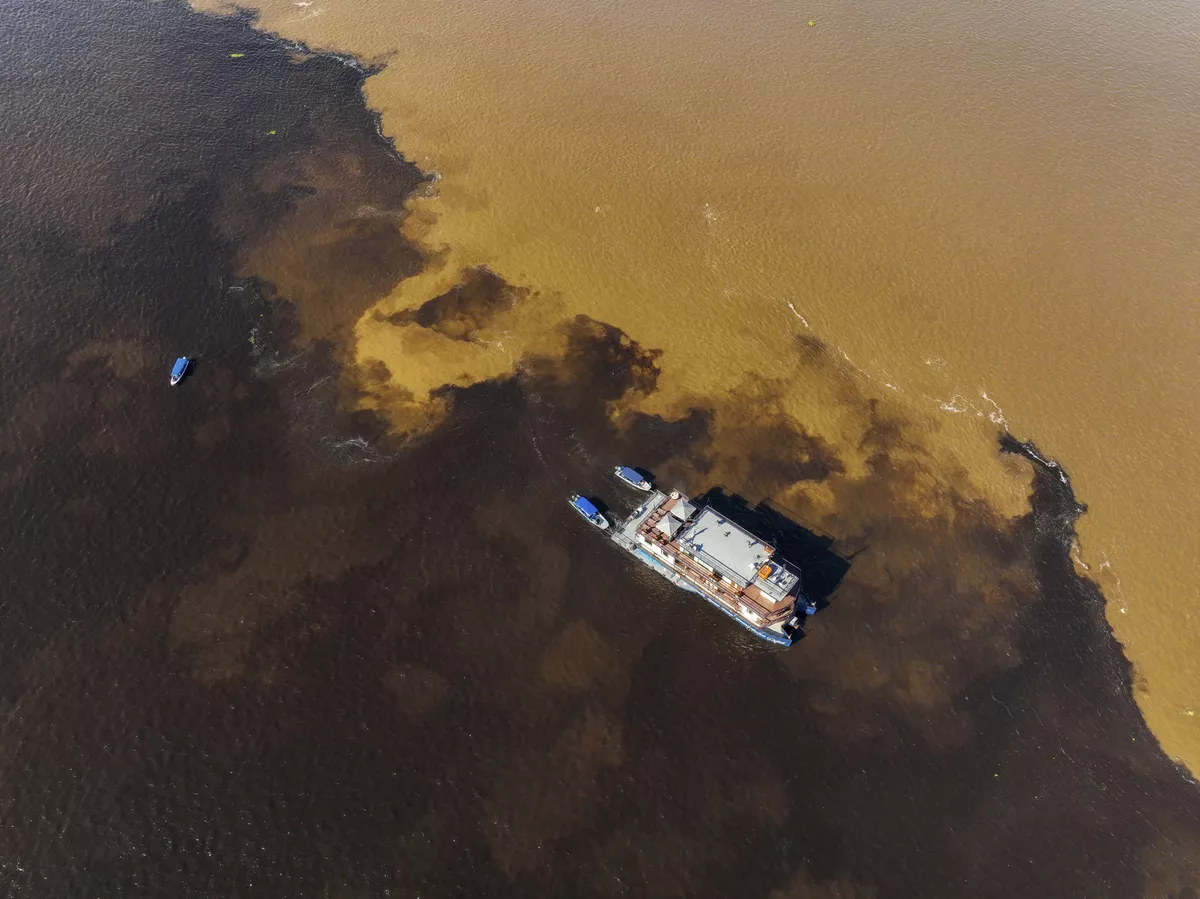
xmin=1 ymin=2 xmax=1199 ymax=896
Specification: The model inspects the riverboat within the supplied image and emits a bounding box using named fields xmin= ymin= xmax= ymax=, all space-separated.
xmin=569 ymin=494 xmax=610 ymax=530
xmin=613 ymin=465 xmax=652 ymax=491
xmin=169 ymin=356 xmax=190 ymax=386
xmin=610 ymin=488 xmax=814 ymax=645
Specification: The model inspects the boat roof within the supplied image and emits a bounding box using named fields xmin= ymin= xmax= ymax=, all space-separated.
xmin=171 ymin=357 xmax=188 ymax=376
xmin=751 ymin=560 xmax=801 ymax=604
xmin=655 ymin=515 xmax=682 ymax=538
xmin=670 ymin=499 xmax=696 ymax=521
xmin=676 ymin=507 xmax=774 ymax=586
xmin=618 ymin=466 xmax=644 ymax=481
xmin=573 ymin=496 xmax=599 ymax=517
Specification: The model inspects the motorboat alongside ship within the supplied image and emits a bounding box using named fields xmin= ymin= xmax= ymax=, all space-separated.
xmin=608 ymin=486 xmax=815 ymax=646
xmin=569 ymin=494 xmax=610 ymax=530
xmin=169 ymin=356 xmax=190 ymax=386
xmin=613 ymin=465 xmax=652 ymax=491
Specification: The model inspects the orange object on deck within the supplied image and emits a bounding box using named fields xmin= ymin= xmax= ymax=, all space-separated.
xmin=758 ymin=563 xmax=773 ymax=579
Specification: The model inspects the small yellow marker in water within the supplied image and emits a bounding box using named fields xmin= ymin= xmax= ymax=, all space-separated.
xmin=229 ymin=52 xmax=245 ymax=58
xmin=808 ymin=20 xmax=816 ymax=26
xmin=267 ymin=130 xmax=277 ymax=135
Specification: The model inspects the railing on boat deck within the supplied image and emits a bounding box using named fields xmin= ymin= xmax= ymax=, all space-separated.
xmin=634 ymin=519 xmax=795 ymax=626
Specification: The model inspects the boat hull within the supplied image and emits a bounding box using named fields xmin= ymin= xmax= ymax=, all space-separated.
xmin=569 ymin=496 xmax=610 ymax=530
xmin=604 ymin=487 xmax=803 ymax=646
xmin=169 ymin=357 xmax=189 ymax=385
xmin=630 ymin=547 xmax=793 ymax=645
xmin=613 ymin=467 xmax=652 ymax=491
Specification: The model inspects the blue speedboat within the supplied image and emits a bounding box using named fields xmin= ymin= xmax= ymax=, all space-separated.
xmin=613 ymin=466 xmax=651 ymax=491
xmin=169 ymin=356 xmax=190 ymax=386
xmin=569 ymin=494 xmax=610 ymax=530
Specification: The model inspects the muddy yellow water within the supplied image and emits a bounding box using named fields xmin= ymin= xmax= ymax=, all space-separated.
xmin=194 ymin=0 xmax=1200 ymax=771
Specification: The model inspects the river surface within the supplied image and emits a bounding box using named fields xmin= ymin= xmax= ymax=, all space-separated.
xmin=189 ymin=0 xmax=1200 ymax=774
xmin=1 ymin=0 xmax=1199 ymax=896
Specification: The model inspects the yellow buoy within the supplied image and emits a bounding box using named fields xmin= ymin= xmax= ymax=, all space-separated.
xmin=229 ymin=52 xmax=245 ymax=58
xmin=808 ymin=20 xmax=815 ymax=26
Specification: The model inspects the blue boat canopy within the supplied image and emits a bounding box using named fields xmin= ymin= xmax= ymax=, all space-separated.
xmin=573 ymin=496 xmax=599 ymax=517
xmin=618 ymin=466 xmax=644 ymax=482
xmin=171 ymin=357 xmax=189 ymax=378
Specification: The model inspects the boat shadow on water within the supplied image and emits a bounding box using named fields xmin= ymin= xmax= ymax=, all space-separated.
xmin=692 ymin=486 xmax=852 ymax=614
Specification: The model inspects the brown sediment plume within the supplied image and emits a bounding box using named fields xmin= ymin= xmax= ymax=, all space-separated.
xmin=3 ymin=1 xmax=1199 ymax=896
xmin=189 ymin=0 xmax=1200 ymax=777
xmin=174 ymin=0 xmax=1194 ymax=814
xmin=134 ymin=224 xmax=1169 ymax=889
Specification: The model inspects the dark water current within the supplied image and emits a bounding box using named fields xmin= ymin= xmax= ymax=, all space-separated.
xmin=1 ymin=1 xmax=1199 ymax=896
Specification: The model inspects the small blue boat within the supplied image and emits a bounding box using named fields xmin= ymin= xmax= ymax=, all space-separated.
xmin=169 ymin=357 xmax=189 ymax=386
xmin=613 ymin=465 xmax=651 ymax=491
xmin=569 ymin=494 xmax=610 ymax=530
xmin=169 ymin=357 xmax=190 ymax=386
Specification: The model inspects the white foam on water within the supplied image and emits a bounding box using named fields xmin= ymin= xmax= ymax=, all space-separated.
xmin=929 ymin=388 xmax=1011 ymax=431
xmin=1098 ymin=552 xmax=1127 ymax=614
xmin=1019 ymin=443 xmax=1070 ymax=486
xmin=1072 ymin=545 xmax=1127 ymax=614
xmin=255 ymin=346 xmax=308 ymax=374
xmin=267 ymin=31 xmax=362 ymax=71
xmin=980 ymin=390 xmax=1007 ymax=427
xmin=784 ymin=302 xmax=809 ymax=328
xmin=937 ymin=394 xmax=971 ymax=414
xmin=320 ymin=434 xmax=395 ymax=464
xmin=352 ymin=203 xmax=408 ymax=222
